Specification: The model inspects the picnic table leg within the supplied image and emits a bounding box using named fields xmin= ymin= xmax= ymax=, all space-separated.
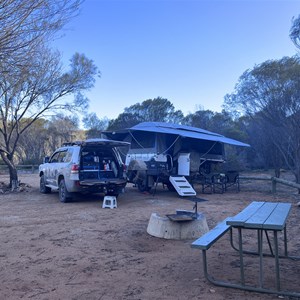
xmin=238 ymin=228 xmax=245 ymax=285
xmin=283 ymin=226 xmax=288 ymax=257
xmin=230 ymin=227 xmax=291 ymax=260
xmin=258 ymin=229 xmax=264 ymax=288
xmin=264 ymin=230 xmax=274 ymax=256
xmin=273 ymin=230 xmax=281 ymax=291
xmin=229 ymin=228 xmax=237 ymax=251
xmin=202 ymin=250 xmax=209 ymax=280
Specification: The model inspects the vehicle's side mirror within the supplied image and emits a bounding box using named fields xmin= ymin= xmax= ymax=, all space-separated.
xmin=44 ymin=156 xmax=50 ymax=163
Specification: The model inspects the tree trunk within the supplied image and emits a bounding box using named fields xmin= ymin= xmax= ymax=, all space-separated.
xmin=0 ymin=152 xmax=19 ymax=190
xmin=9 ymin=167 xmax=19 ymax=190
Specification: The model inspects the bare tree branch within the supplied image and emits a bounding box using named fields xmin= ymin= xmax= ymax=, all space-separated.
xmin=0 ymin=0 xmax=101 ymax=187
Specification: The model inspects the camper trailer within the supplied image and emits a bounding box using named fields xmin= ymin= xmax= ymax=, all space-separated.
xmin=104 ymin=122 xmax=249 ymax=193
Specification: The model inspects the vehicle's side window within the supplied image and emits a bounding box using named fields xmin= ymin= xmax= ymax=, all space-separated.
xmin=59 ymin=151 xmax=68 ymax=163
xmin=50 ymin=150 xmax=69 ymax=163
xmin=65 ymin=149 xmax=73 ymax=162
xmin=50 ymin=152 xmax=60 ymax=163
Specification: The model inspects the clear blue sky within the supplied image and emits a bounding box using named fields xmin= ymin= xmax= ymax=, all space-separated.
xmin=54 ymin=0 xmax=300 ymax=120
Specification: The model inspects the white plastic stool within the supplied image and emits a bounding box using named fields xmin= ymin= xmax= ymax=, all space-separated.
xmin=102 ymin=196 xmax=117 ymax=209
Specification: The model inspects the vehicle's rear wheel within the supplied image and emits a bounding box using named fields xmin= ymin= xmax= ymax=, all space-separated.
xmin=40 ymin=175 xmax=51 ymax=194
xmin=59 ymin=179 xmax=72 ymax=203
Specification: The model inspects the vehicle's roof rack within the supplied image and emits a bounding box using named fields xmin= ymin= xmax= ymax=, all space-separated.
xmin=62 ymin=141 xmax=83 ymax=146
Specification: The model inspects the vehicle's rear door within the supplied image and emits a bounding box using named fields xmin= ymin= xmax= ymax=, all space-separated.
xmin=80 ymin=138 xmax=129 ymax=181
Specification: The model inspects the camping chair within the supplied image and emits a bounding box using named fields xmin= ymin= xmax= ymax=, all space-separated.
xmin=224 ymin=171 xmax=240 ymax=192
xmin=197 ymin=173 xmax=225 ymax=194
xmin=211 ymin=173 xmax=226 ymax=193
xmin=198 ymin=172 xmax=214 ymax=194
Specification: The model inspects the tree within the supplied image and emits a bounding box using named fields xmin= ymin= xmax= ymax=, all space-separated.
xmin=246 ymin=115 xmax=284 ymax=176
xmin=183 ymin=109 xmax=215 ymax=129
xmin=0 ymin=49 xmax=98 ymax=188
xmin=15 ymin=115 xmax=84 ymax=164
xmin=107 ymin=112 xmax=141 ymax=131
xmin=82 ymin=113 xmax=109 ymax=138
xmin=290 ymin=14 xmax=300 ymax=48
xmin=16 ymin=118 xmax=49 ymax=164
xmin=107 ymin=97 xmax=184 ymax=130
xmin=46 ymin=114 xmax=80 ymax=153
xmin=0 ymin=0 xmax=99 ymax=188
xmin=224 ymin=56 xmax=300 ymax=184
xmin=183 ymin=108 xmax=248 ymax=143
xmin=0 ymin=0 xmax=81 ymax=65
xmin=183 ymin=108 xmax=249 ymax=170
xmin=125 ymin=97 xmax=183 ymax=123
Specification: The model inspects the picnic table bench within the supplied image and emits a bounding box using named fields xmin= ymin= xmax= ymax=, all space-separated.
xmin=191 ymin=217 xmax=232 ymax=250
xmin=191 ymin=201 xmax=300 ymax=297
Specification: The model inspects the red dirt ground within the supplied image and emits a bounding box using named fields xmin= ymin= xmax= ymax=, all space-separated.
xmin=0 ymin=172 xmax=299 ymax=300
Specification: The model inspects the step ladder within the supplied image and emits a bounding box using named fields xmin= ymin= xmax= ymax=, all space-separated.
xmin=169 ymin=176 xmax=196 ymax=197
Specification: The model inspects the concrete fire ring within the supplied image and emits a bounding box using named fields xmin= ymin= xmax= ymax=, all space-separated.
xmin=147 ymin=211 xmax=209 ymax=240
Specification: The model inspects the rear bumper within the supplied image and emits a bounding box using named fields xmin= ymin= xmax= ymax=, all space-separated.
xmin=77 ymin=179 xmax=127 ymax=194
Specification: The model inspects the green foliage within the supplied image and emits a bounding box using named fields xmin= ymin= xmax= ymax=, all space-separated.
xmin=224 ymin=56 xmax=300 ymax=119
xmin=82 ymin=113 xmax=109 ymax=139
xmin=183 ymin=110 xmax=215 ymax=129
xmin=183 ymin=109 xmax=248 ymax=144
xmin=107 ymin=97 xmax=184 ymax=130
xmin=290 ymin=14 xmax=300 ymax=48
xmin=107 ymin=112 xmax=141 ymax=131
xmin=224 ymin=56 xmax=300 ymax=180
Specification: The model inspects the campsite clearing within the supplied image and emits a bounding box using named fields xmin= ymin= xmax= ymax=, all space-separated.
xmin=0 ymin=172 xmax=299 ymax=300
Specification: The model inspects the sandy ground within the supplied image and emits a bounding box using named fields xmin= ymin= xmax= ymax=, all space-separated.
xmin=0 ymin=172 xmax=300 ymax=300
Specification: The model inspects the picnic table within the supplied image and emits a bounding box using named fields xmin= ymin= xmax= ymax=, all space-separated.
xmin=191 ymin=201 xmax=300 ymax=297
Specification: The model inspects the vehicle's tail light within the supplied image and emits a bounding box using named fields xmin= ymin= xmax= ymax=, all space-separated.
xmin=71 ymin=164 xmax=79 ymax=174
xmin=122 ymin=163 xmax=127 ymax=172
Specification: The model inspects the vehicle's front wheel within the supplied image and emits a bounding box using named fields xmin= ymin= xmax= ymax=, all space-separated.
xmin=40 ymin=175 xmax=51 ymax=194
xmin=59 ymin=179 xmax=72 ymax=203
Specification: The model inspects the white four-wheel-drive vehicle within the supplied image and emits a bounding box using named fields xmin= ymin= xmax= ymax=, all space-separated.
xmin=39 ymin=139 xmax=129 ymax=202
